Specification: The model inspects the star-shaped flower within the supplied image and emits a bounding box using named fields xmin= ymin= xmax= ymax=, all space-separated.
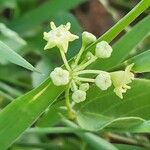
xmin=110 ymin=64 xmax=134 ymax=99
xmin=43 ymin=22 xmax=79 ymax=53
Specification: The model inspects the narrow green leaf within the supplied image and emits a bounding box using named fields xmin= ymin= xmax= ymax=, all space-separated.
xmin=87 ymin=0 xmax=150 ymax=51
xmin=105 ymin=16 xmax=150 ymax=70
xmin=90 ymin=15 xmax=150 ymax=70
xmin=0 ymin=79 xmax=64 ymax=150
xmin=0 ymin=41 xmax=38 ymax=72
xmin=125 ymin=50 xmax=150 ymax=73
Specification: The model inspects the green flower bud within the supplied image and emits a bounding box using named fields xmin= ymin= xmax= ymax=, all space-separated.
xmin=50 ymin=67 xmax=69 ymax=86
xmin=72 ymin=90 xmax=86 ymax=103
xmin=95 ymin=71 xmax=112 ymax=90
xmin=95 ymin=41 xmax=113 ymax=58
xmin=82 ymin=31 xmax=96 ymax=46
xmin=79 ymin=83 xmax=89 ymax=91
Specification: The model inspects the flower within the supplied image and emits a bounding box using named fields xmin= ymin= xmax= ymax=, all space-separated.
xmin=72 ymin=90 xmax=86 ymax=103
xmin=82 ymin=31 xmax=96 ymax=46
xmin=50 ymin=67 xmax=69 ymax=86
xmin=79 ymin=83 xmax=89 ymax=91
xmin=43 ymin=22 xmax=79 ymax=52
xmin=110 ymin=64 xmax=134 ymax=99
xmin=95 ymin=41 xmax=113 ymax=58
xmin=95 ymin=71 xmax=112 ymax=90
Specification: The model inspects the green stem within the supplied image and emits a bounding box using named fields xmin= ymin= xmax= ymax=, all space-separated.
xmin=75 ymin=57 xmax=97 ymax=72
xmin=74 ymin=45 xmax=85 ymax=66
xmin=76 ymin=77 xmax=95 ymax=83
xmin=86 ymin=0 xmax=150 ymax=51
xmin=65 ymin=84 xmax=76 ymax=120
xmin=60 ymin=49 xmax=71 ymax=71
xmin=76 ymin=69 xmax=103 ymax=75
xmin=27 ymin=127 xmax=83 ymax=134
xmin=71 ymin=80 xmax=78 ymax=91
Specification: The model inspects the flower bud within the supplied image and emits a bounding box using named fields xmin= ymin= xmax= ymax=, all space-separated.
xmin=95 ymin=41 xmax=113 ymax=58
xmin=95 ymin=71 xmax=112 ymax=90
xmin=50 ymin=67 xmax=69 ymax=86
xmin=82 ymin=31 xmax=96 ymax=46
xmin=79 ymin=83 xmax=89 ymax=91
xmin=72 ymin=90 xmax=86 ymax=103
xmin=86 ymin=52 xmax=95 ymax=60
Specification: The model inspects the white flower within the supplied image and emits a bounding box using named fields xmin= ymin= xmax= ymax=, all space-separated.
xmin=110 ymin=64 xmax=134 ymax=99
xmin=95 ymin=71 xmax=112 ymax=90
xmin=79 ymin=83 xmax=89 ymax=91
xmin=95 ymin=41 xmax=113 ymax=58
xmin=50 ymin=67 xmax=69 ymax=86
xmin=72 ymin=90 xmax=86 ymax=103
xmin=43 ymin=22 xmax=79 ymax=53
xmin=82 ymin=31 xmax=96 ymax=46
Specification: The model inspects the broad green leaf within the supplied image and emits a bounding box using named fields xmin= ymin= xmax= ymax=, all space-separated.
xmin=75 ymin=79 xmax=150 ymax=131
xmin=9 ymin=0 xmax=85 ymax=34
xmin=125 ymin=49 xmax=150 ymax=73
xmin=0 ymin=41 xmax=38 ymax=72
xmin=131 ymin=120 xmax=150 ymax=133
xmin=90 ymin=14 xmax=150 ymax=70
xmin=0 ymin=79 xmax=64 ymax=150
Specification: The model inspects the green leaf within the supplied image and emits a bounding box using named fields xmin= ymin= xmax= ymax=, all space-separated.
xmin=131 ymin=120 xmax=150 ymax=133
xmin=0 ymin=41 xmax=38 ymax=72
xmin=125 ymin=50 xmax=150 ymax=73
xmin=0 ymin=79 xmax=63 ymax=150
xmin=75 ymin=79 xmax=150 ymax=131
xmin=87 ymin=0 xmax=150 ymax=50
xmin=90 ymin=15 xmax=150 ymax=70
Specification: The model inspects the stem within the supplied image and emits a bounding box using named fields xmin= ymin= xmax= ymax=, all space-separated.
xmin=76 ymin=69 xmax=103 ymax=75
xmin=105 ymin=132 xmax=150 ymax=148
xmin=75 ymin=57 xmax=97 ymax=72
xmin=59 ymin=49 xmax=71 ymax=71
xmin=65 ymin=84 xmax=76 ymax=120
xmin=74 ymin=45 xmax=85 ymax=66
xmin=27 ymin=127 xmax=83 ymax=134
xmin=76 ymin=77 xmax=95 ymax=83
xmin=71 ymin=80 xmax=78 ymax=91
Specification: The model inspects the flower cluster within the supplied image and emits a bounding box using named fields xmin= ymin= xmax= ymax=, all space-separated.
xmin=43 ymin=22 xmax=134 ymax=119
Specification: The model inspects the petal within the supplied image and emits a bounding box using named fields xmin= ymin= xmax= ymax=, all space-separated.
xmin=69 ymin=34 xmax=79 ymax=41
xmin=43 ymin=32 xmax=49 ymax=41
xmin=114 ymin=87 xmax=123 ymax=99
xmin=44 ymin=41 xmax=56 ymax=50
xmin=65 ymin=22 xmax=71 ymax=30
xmin=50 ymin=21 xmax=56 ymax=30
